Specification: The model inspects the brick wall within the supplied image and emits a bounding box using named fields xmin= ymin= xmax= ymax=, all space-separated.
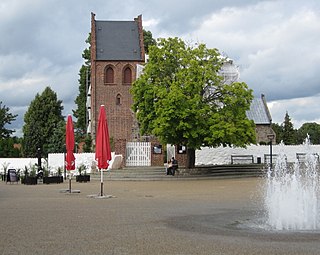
xmin=93 ymin=61 xmax=140 ymax=142
xmin=134 ymin=15 xmax=145 ymax=62
xmin=151 ymin=142 xmax=166 ymax=166
xmin=114 ymin=138 xmax=126 ymax=167
xmin=175 ymin=149 xmax=188 ymax=168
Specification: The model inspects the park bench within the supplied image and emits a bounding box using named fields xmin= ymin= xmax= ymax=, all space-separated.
xmin=231 ymin=155 xmax=254 ymax=164
xmin=296 ymin=153 xmax=319 ymax=163
xmin=264 ymin=154 xmax=279 ymax=165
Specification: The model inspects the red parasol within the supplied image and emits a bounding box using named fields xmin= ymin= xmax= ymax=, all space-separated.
xmin=95 ymin=105 xmax=112 ymax=196
xmin=65 ymin=115 xmax=76 ymax=193
xmin=65 ymin=115 xmax=75 ymax=170
xmin=95 ymin=105 xmax=111 ymax=169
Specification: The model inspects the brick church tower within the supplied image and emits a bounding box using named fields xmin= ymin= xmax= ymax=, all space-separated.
xmin=89 ymin=13 xmax=145 ymax=156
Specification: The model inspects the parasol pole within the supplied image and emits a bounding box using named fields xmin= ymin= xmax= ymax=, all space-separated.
xmin=100 ymin=168 xmax=104 ymax=196
xmin=69 ymin=171 xmax=72 ymax=193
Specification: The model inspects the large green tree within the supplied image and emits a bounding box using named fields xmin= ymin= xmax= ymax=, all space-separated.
xmin=131 ymin=37 xmax=256 ymax=168
xmin=47 ymin=120 xmax=66 ymax=153
xmin=23 ymin=87 xmax=64 ymax=157
xmin=297 ymin=122 xmax=320 ymax=144
xmin=0 ymin=101 xmax=17 ymax=138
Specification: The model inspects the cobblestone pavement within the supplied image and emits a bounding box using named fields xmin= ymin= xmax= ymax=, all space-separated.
xmin=1 ymin=178 xmax=320 ymax=255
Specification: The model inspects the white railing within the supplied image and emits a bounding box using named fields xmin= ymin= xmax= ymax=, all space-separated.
xmin=126 ymin=142 xmax=151 ymax=166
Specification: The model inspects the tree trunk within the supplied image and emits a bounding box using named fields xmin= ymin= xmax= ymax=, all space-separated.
xmin=186 ymin=148 xmax=195 ymax=169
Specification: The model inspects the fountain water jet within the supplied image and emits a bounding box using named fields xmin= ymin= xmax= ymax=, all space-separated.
xmin=264 ymin=136 xmax=320 ymax=230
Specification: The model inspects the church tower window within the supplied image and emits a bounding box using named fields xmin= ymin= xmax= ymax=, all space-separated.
xmin=123 ymin=66 xmax=132 ymax=84
xmin=105 ymin=66 xmax=114 ymax=84
xmin=116 ymin=94 xmax=122 ymax=105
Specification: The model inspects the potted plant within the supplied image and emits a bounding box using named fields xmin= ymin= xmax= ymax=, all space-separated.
xmin=1 ymin=162 xmax=9 ymax=182
xmin=20 ymin=166 xmax=27 ymax=184
xmin=22 ymin=165 xmax=38 ymax=185
xmin=57 ymin=166 xmax=64 ymax=183
xmin=76 ymin=164 xmax=90 ymax=183
xmin=43 ymin=167 xmax=63 ymax=184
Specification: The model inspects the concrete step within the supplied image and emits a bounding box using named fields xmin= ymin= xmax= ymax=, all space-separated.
xmin=89 ymin=164 xmax=265 ymax=180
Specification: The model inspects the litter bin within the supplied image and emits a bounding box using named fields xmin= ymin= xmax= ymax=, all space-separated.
xmin=257 ymin=157 xmax=261 ymax=164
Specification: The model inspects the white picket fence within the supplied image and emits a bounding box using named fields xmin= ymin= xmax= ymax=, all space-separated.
xmin=126 ymin=142 xmax=151 ymax=166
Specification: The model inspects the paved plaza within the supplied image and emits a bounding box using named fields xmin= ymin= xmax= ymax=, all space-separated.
xmin=1 ymin=177 xmax=320 ymax=255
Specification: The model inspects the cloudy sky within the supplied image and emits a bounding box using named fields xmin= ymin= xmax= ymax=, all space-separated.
xmin=1 ymin=0 xmax=319 ymax=137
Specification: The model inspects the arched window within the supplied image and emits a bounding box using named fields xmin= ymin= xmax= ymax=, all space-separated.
xmin=105 ymin=66 xmax=114 ymax=84
xmin=123 ymin=66 xmax=132 ymax=84
xmin=116 ymin=94 xmax=121 ymax=105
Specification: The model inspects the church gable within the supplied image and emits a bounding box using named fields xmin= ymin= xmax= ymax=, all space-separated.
xmin=246 ymin=94 xmax=272 ymax=125
xmin=95 ymin=18 xmax=144 ymax=61
xmin=246 ymin=94 xmax=276 ymax=143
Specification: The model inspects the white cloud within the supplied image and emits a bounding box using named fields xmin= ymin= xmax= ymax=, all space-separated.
xmin=143 ymin=18 xmax=159 ymax=28
xmin=1 ymin=0 xmax=320 ymax=137
xmin=188 ymin=1 xmax=320 ymax=102
xmin=268 ymin=95 xmax=320 ymax=128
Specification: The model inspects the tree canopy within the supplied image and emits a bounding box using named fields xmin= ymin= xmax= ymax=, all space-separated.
xmin=73 ymin=34 xmax=91 ymax=141
xmin=280 ymin=111 xmax=297 ymax=145
xmin=271 ymin=123 xmax=283 ymax=144
xmin=23 ymin=87 xmax=64 ymax=157
xmin=272 ymin=113 xmax=320 ymax=145
xmin=143 ymin=29 xmax=156 ymax=54
xmin=297 ymin=122 xmax=320 ymax=144
xmin=0 ymin=136 xmax=22 ymax=157
xmin=0 ymin=101 xmax=17 ymax=138
xmin=131 ymin=37 xmax=256 ymax=167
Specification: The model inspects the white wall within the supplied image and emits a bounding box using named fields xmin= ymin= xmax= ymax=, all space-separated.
xmin=47 ymin=152 xmax=122 ymax=175
xmin=2 ymin=144 xmax=319 ymax=173
xmin=0 ymin=158 xmax=39 ymax=173
xmin=196 ymin=144 xmax=320 ymax=165
xmin=0 ymin=152 xmax=123 ymax=174
xmin=47 ymin=153 xmax=96 ymax=174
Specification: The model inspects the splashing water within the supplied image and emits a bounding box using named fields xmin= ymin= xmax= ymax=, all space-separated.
xmin=264 ymin=136 xmax=320 ymax=230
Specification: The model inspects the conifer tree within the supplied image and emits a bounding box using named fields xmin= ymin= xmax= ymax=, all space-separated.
xmin=23 ymin=87 xmax=64 ymax=157
xmin=0 ymin=101 xmax=17 ymax=138
xmin=143 ymin=29 xmax=156 ymax=54
xmin=281 ymin=111 xmax=297 ymax=145
xmin=73 ymin=34 xmax=91 ymax=141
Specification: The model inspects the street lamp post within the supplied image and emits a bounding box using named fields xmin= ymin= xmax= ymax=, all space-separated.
xmin=267 ymin=134 xmax=275 ymax=170
xmin=63 ymin=144 xmax=66 ymax=180
xmin=37 ymin=147 xmax=42 ymax=172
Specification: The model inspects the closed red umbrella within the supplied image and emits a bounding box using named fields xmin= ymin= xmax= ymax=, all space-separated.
xmin=95 ymin=105 xmax=112 ymax=196
xmin=65 ymin=115 xmax=75 ymax=192
xmin=66 ymin=115 xmax=75 ymax=170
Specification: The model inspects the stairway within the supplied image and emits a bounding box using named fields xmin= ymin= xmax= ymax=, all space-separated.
xmin=90 ymin=164 xmax=265 ymax=181
xmin=104 ymin=167 xmax=168 ymax=180
xmin=188 ymin=164 xmax=265 ymax=178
